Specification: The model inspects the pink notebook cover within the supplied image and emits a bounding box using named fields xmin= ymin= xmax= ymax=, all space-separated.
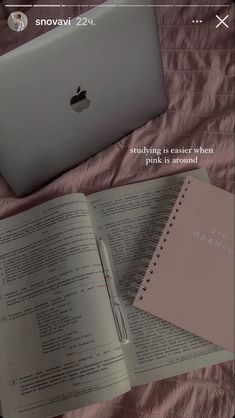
xmin=133 ymin=176 xmax=234 ymax=353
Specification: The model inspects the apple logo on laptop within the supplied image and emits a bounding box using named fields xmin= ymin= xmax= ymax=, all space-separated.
xmin=70 ymin=86 xmax=91 ymax=113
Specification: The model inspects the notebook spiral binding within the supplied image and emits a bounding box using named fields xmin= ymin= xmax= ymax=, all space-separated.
xmin=132 ymin=178 xmax=192 ymax=301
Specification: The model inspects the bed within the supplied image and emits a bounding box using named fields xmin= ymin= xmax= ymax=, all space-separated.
xmin=0 ymin=1 xmax=234 ymax=417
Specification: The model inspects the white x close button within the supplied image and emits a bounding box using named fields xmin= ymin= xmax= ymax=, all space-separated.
xmin=216 ymin=14 xmax=229 ymax=28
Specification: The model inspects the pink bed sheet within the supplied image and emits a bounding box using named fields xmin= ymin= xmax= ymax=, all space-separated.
xmin=0 ymin=1 xmax=234 ymax=417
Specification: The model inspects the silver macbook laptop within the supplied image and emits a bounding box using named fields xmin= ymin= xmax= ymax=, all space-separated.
xmin=0 ymin=0 xmax=168 ymax=196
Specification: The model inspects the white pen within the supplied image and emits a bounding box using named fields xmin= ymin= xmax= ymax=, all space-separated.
xmin=98 ymin=238 xmax=129 ymax=345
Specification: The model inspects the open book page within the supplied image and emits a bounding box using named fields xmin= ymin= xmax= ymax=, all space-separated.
xmin=0 ymin=195 xmax=130 ymax=418
xmin=87 ymin=170 xmax=234 ymax=387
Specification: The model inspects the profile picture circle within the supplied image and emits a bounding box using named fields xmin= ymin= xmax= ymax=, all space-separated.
xmin=8 ymin=11 xmax=28 ymax=32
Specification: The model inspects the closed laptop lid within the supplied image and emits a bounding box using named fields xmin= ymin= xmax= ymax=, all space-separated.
xmin=0 ymin=0 xmax=168 ymax=196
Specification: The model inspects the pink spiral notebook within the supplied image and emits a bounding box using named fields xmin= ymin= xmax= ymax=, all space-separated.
xmin=134 ymin=176 xmax=234 ymax=353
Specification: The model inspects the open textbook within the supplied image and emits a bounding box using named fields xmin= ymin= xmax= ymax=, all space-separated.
xmin=0 ymin=169 xmax=233 ymax=418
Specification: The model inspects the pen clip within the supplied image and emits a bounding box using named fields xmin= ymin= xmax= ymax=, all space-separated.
xmin=113 ymin=303 xmax=129 ymax=345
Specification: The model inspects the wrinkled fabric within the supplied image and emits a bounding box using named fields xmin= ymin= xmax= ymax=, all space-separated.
xmin=0 ymin=1 xmax=234 ymax=417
